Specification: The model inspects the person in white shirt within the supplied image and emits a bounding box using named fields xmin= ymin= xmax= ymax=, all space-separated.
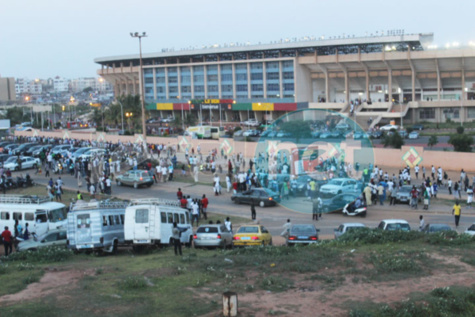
xmin=161 ymin=166 xmax=167 ymax=182
xmin=419 ymin=215 xmax=425 ymax=231
xmin=414 ymin=165 xmax=419 ymax=179
xmin=105 ymin=177 xmax=112 ymax=195
xmin=224 ymin=217 xmax=232 ymax=233
xmin=226 ymin=174 xmax=232 ymax=193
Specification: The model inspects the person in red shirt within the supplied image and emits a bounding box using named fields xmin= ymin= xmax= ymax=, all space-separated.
xmin=180 ymin=196 xmax=187 ymax=209
xmin=201 ymin=194 xmax=209 ymax=220
xmin=1 ymin=226 xmax=12 ymax=256
xmin=177 ymin=188 xmax=183 ymax=200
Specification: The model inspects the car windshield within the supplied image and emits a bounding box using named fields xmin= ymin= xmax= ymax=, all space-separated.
xmin=468 ymin=225 xmax=475 ymax=231
xmin=5 ymin=157 xmax=17 ymax=163
xmin=399 ymin=187 xmax=412 ymax=193
xmin=197 ymin=227 xmax=218 ymax=233
xmin=290 ymin=225 xmax=316 ymax=235
xmin=430 ymin=225 xmax=451 ymax=232
xmin=237 ymin=226 xmax=259 ymax=234
xmin=386 ymin=223 xmax=410 ymax=231
xmin=328 ymin=180 xmax=343 ymax=186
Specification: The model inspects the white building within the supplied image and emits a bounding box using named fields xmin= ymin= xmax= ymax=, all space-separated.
xmin=53 ymin=76 xmax=70 ymax=93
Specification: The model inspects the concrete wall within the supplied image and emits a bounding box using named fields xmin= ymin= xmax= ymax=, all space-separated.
xmin=13 ymin=130 xmax=475 ymax=172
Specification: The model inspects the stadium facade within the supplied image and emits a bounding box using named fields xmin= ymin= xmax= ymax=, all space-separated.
xmin=95 ymin=33 xmax=475 ymax=127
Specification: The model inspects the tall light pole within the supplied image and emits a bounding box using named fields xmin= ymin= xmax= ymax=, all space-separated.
xmin=116 ymin=99 xmax=125 ymax=132
xmin=130 ymin=32 xmax=148 ymax=150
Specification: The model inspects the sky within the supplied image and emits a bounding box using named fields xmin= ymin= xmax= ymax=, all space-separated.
xmin=1 ymin=0 xmax=474 ymax=79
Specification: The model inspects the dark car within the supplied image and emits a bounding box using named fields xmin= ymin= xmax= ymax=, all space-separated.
xmin=231 ymin=188 xmax=280 ymax=207
xmin=24 ymin=145 xmax=43 ymax=156
xmin=421 ymin=224 xmax=453 ymax=233
xmin=412 ymin=124 xmax=424 ymax=131
xmin=286 ymin=224 xmax=319 ymax=246
xmin=290 ymin=174 xmax=328 ymax=196
xmin=12 ymin=143 xmax=36 ymax=156
xmin=321 ymin=193 xmax=359 ymax=213
xmin=3 ymin=143 xmax=19 ymax=154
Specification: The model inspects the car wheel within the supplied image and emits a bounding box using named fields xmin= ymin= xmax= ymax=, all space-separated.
xmin=185 ymin=236 xmax=193 ymax=248
xmin=259 ymin=201 xmax=265 ymax=208
xmin=14 ymin=167 xmax=19 ymax=171
xmin=338 ymin=190 xmax=342 ymax=194
xmin=117 ymin=181 xmax=122 ymax=186
xmin=269 ymin=239 xmax=273 ymax=246
xmin=133 ymin=182 xmax=138 ymax=189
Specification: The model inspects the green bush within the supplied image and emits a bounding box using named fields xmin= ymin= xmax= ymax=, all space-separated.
xmin=3 ymin=247 xmax=73 ymax=263
xmin=118 ymin=276 xmax=149 ymax=290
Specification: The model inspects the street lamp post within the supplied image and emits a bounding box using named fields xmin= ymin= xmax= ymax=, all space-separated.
xmin=130 ymin=32 xmax=148 ymax=150
xmin=116 ymin=99 xmax=125 ymax=132
xmin=125 ymin=112 xmax=133 ymax=131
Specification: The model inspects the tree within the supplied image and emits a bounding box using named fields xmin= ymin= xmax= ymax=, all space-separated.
xmin=448 ymin=134 xmax=473 ymax=152
xmin=427 ymin=135 xmax=438 ymax=148
xmin=280 ymin=120 xmax=311 ymax=143
xmin=456 ymin=126 xmax=464 ymax=134
xmin=383 ymin=131 xmax=404 ymax=149
xmin=184 ymin=113 xmax=197 ymax=127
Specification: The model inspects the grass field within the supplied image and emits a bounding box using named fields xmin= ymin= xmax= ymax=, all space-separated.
xmin=1 ymin=229 xmax=475 ymax=316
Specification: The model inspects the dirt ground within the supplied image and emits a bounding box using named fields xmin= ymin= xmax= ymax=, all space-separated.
xmin=1 ymin=253 xmax=472 ymax=316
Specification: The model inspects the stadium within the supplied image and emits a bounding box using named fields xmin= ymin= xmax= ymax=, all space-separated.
xmin=95 ymin=32 xmax=475 ymax=129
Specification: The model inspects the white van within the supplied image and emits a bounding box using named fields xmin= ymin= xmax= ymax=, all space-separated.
xmin=0 ymin=195 xmax=67 ymax=237
xmin=124 ymin=198 xmax=193 ymax=247
xmin=67 ymin=200 xmax=129 ymax=253
xmin=185 ymin=126 xmax=212 ymax=139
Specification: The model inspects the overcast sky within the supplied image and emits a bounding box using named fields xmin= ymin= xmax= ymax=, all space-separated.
xmin=1 ymin=0 xmax=474 ymax=79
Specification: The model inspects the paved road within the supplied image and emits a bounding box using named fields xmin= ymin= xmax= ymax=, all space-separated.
xmin=22 ymin=166 xmax=475 ymax=241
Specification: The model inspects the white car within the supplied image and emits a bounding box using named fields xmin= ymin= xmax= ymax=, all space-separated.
xmin=408 ymin=131 xmax=419 ymax=139
xmin=242 ymin=119 xmax=260 ymax=127
xmin=380 ymin=124 xmax=400 ymax=131
xmin=79 ymin=148 xmax=107 ymax=160
xmin=464 ymin=223 xmax=475 ymax=236
xmin=319 ymin=178 xmax=358 ymax=195
xmin=377 ymin=219 xmax=411 ymax=231
xmin=50 ymin=144 xmax=72 ymax=154
xmin=3 ymin=156 xmax=41 ymax=171
xmin=334 ymin=223 xmax=366 ymax=239
xmin=17 ymin=229 xmax=67 ymax=251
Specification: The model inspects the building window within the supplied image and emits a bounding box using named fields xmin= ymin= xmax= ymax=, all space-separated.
xmin=443 ymin=108 xmax=459 ymax=119
xmin=251 ymin=63 xmax=263 ymax=70
xmin=221 ymin=84 xmax=233 ymax=92
xmin=168 ymin=67 xmax=177 ymax=74
xmin=283 ymin=83 xmax=294 ymax=91
xmin=207 ymin=65 xmax=218 ymax=72
xmin=236 ymin=85 xmax=248 ymax=92
xmin=467 ymin=108 xmax=475 ymax=118
xmin=169 ymin=86 xmax=178 ymax=93
xmin=221 ymin=74 xmax=232 ymax=81
xmin=194 ymin=86 xmax=205 ymax=93
xmin=221 ymin=64 xmax=232 ymax=71
xmin=145 ymin=78 xmax=153 ymax=84
xmin=193 ymin=75 xmax=204 ymax=83
xmin=267 ymin=84 xmax=280 ymax=91
xmin=168 ymin=77 xmax=178 ymax=84
xmin=235 ymin=64 xmax=247 ymax=70
xmin=282 ymin=61 xmax=293 ymax=68
xmin=251 ymin=73 xmax=263 ymax=80
xmin=283 ymin=72 xmax=294 ymax=80
xmin=157 ymin=77 xmax=166 ymax=84
xmin=266 ymin=72 xmax=280 ymax=80
xmin=236 ymin=74 xmax=247 ymax=81
xmin=419 ymin=108 xmax=435 ymax=119
xmin=251 ymin=84 xmax=263 ymax=92
xmin=207 ymin=74 xmax=218 ymax=82
xmin=266 ymin=62 xmax=279 ymax=69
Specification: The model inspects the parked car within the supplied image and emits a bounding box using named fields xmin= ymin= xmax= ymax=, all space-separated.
xmin=412 ymin=124 xmax=424 ymax=131
xmin=394 ymin=185 xmax=413 ymax=204
xmin=17 ymin=229 xmax=67 ymax=251
xmin=286 ymin=224 xmax=319 ymax=246
xmin=334 ymin=223 xmax=367 ymax=239
xmin=24 ymin=145 xmax=43 ymax=157
xmin=321 ymin=193 xmax=360 ymax=213
xmin=319 ymin=131 xmax=332 ymax=139
xmin=3 ymin=156 xmax=40 ymax=171
xmin=32 ymin=144 xmax=54 ymax=157
xmin=12 ymin=142 xmax=36 ymax=156
xmin=231 ymin=188 xmax=280 ymax=207
xmin=378 ymin=219 xmax=411 ymax=231
xmin=79 ymin=148 xmax=107 ymax=160
xmin=421 ymin=223 xmax=453 ymax=233
xmin=353 ymin=131 xmax=369 ymax=139
xmin=464 ymin=223 xmax=475 ymax=236
xmin=0 ymin=154 xmax=11 ymax=164
xmin=243 ymin=129 xmax=261 ymax=137
xmin=369 ymin=130 xmax=383 ymax=139
xmin=50 ymin=144 xmax=72 ymax=154
xmin=3 ymin=143 xmax=19 ymax=154
xmin=193 ymin=224 xmax=233 ymax=248
xmin=398 ymin=130 xmax=408 ymax=138
xmin=408 ymin=131 xmax=419 ymax=139
xmin=380 ymin=124 xmax=399 ymax=131
xmin=241 ymin=119 xmax=260 ymax=127
xmin=233 ymin=225 xmax=272 ymax=246
xmin=116 ymin=170 xmax=154 ymax=188
xmin=290 ymin=174 xmax=328 ymax=196
xmin=319 ymin=178 xmax=359 ymax=196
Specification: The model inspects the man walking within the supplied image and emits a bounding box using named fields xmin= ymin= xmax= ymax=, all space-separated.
xmin=172 ymin=222 xmax=182 ymax=256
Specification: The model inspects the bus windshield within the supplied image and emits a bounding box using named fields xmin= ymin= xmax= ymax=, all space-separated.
xmin=47 ymin=207 xmax=68 ymax=223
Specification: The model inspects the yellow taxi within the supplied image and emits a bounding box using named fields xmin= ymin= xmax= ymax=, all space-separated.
xmin=232 ymin=225 xmax=273 ymax=246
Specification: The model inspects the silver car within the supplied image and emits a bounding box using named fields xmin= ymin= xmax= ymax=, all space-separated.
xmin=17 ymin=229 xmax=67 ymax=251
xmin=193 ymin=224 xmax=233 ymax=248
xmin=116 ymin=170 xmax=154 ymax=188
xmin=334 ymin=223 xmax=366 ymax=239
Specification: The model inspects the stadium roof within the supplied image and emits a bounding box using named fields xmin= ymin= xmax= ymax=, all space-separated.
xmin=95 ymin=33 xmax=434 ymax=64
